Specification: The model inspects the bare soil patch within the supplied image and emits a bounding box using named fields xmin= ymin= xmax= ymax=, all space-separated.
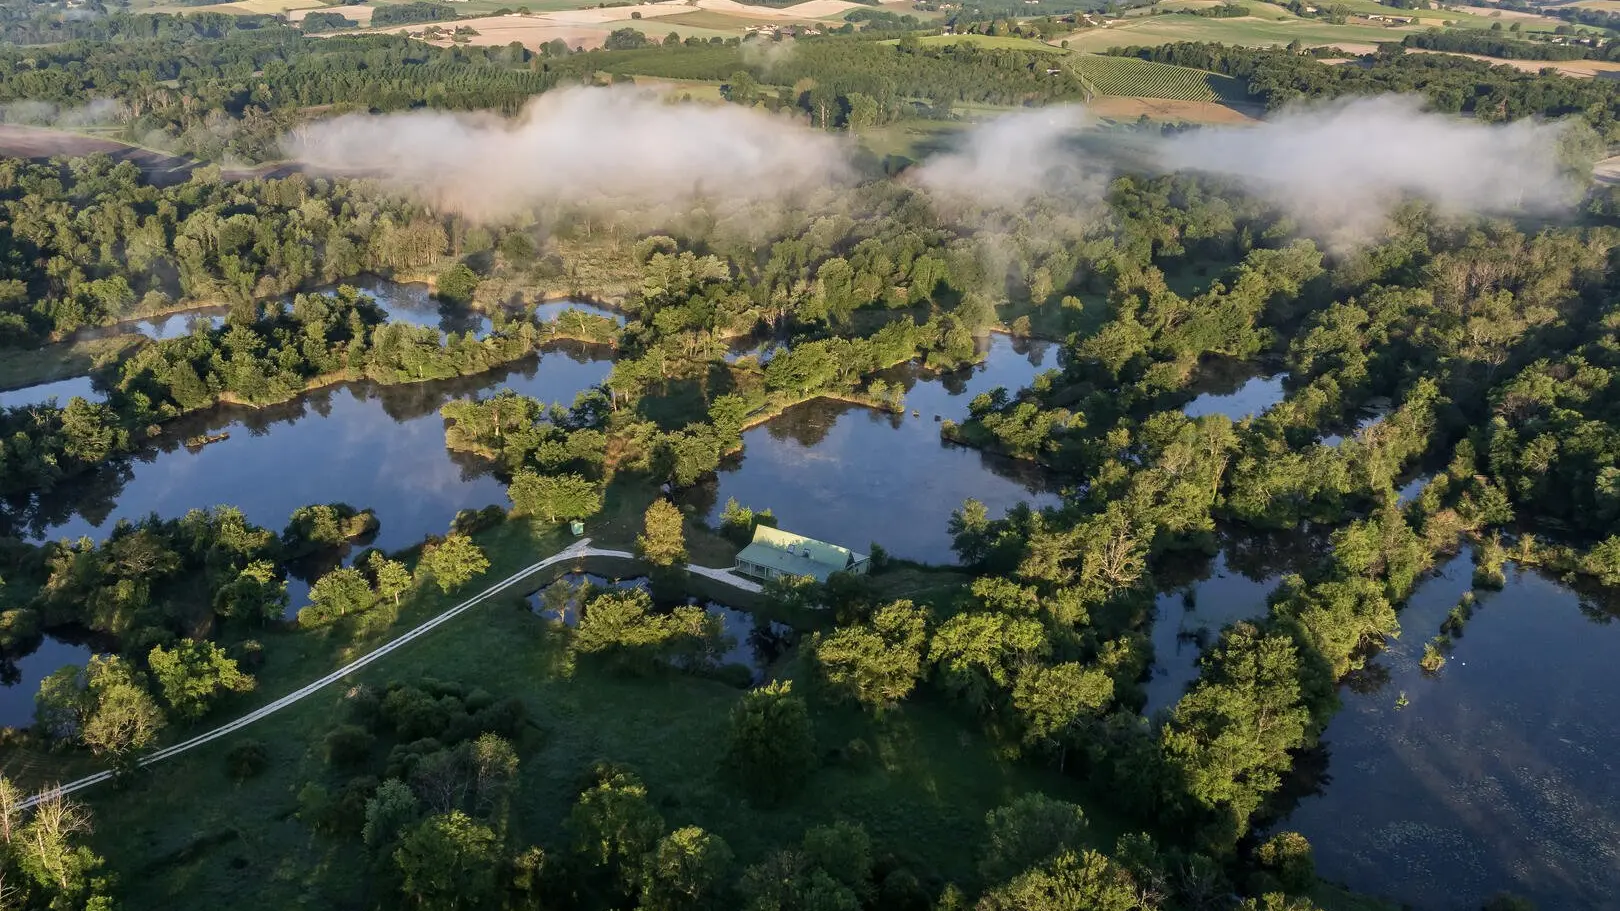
xmin=541 ymin=1 xmax=691 ymax=23
xmin=1088 ymin=96 xmax=1261 ymax=124
xmin=695 ymin=0 xmax=858 ymax=19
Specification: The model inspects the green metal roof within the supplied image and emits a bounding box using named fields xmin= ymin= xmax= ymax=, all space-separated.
xmin=734 ymin=526 xmax=866 ymax=583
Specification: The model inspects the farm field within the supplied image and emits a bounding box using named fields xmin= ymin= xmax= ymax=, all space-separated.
xmin=339 ymin=0 xmax=859 ymax=47
xmin=152 ymin=0 xmax=325 ymax=12
xmin=1408 ymin=46 xmax=1620 ymax=76
xmin=1068 ymin=52 xmax=1244 ymax=101
xmin=909 ymin=32 xmax=1064 ymax=50
xmin=1085 ymin=94 xmax=1261 ymax=123
xmin=1059 ymin=14 xmax=1424 ymax=50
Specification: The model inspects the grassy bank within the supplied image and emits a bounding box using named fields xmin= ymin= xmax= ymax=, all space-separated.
xmin=0 ymin=335 xmax=144 ymax=392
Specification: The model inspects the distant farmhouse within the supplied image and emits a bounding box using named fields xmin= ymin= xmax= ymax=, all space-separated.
xmin=734 ymin=526 xmax=869 ymax=584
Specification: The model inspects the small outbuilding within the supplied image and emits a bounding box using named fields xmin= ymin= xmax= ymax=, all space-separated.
xmin=734 ymin=526 xmax=869 ymax=584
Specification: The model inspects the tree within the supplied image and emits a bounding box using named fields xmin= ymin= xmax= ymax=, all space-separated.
xmin=42 ymin=656 xmax=165 ymax=761
xmin=364 ymin=778 xmax=421 ymax=850
xmin=1254 ymin=831 xmax=1315 ymax=894
xmin=928 ymin=613 xmax=1050 ymax=713
xmin=470 ymin=733 xmax=519 ymax=817
xmin=570 ymin=769 xmax=666 ymax=895
xmin=1161 ymin=622 xmax=1311 ymax=852
xmin=726 ymin=681 xmax=815 ymax=805
xmin=80 ymin=666 xmax=164 ymax=762
xmin=213 ymin=560 xmax=287 ymax=624
xmin=15 ymin=787 xmax=102 ymax=902
xmin=148 ymin=639 xmax=255 ymax=722
xmin=508 ymin=470 xmax=601 ymax=523
xmin=574 ymin=589 xmax=677 ymax=675
xmin=637 ymin=499 xmax=687 ymax=567
xmin=979 ymin=794 xmax=1089 ymax=884
xmin=949 ymin=499 xmax=994 ymax=565
xmin=302 ymin=566 xmax=374 ymax=624
xmin=394 ymin=811 xmax=500 ymax=911
xmin=802 ymin=821 xmax=873 ymax=897
xmin=812 ymin=600 xmax=928 ymax=712
xmin=369 ymin=551 xmax=413 ymax=606
xmin=1011 ymin=662 xmax=1114 ymax=758
xmin=418 ymin=533 xmax=489 ymax=593
xmin=641 ymin=826 xmax=734 ymax=911
xmin=977 ymin=850 xmax=1139 ymax=911
xmin=435 ymin=263 xmax=480 ymax=304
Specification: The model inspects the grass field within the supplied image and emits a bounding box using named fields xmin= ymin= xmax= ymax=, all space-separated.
xmin=628 ymin=74 xmax=729 ymax=100
xmin=55 ymin=491 xmax=1114 ymax=909
xmin=84 ymin=600 xmax=1119 ymax=909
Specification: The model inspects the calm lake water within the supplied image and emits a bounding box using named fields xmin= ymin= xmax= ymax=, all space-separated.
xmin=0 ymin=635 xmax=95 ymax=729
xmin=694 ymin=334 xmax=1066 ymax=565
xmin=527 ymin=572 xmax=791 ymax=681
xmin=1183 ymin=372 xmax=1286 ymax=422
xmin=22 ymin=345 xmax=613 ymax=553
xmin=0 ymin=375 xmax=102 ymax=410
xmin=1286 ymin=551 xmax=1620 ymax=909
xmin=1144 ymin=527 xmax=1327 ymax=716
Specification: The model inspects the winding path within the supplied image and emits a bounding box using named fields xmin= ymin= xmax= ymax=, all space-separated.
xmin=22 ymin=539 xmax=761 ymax=808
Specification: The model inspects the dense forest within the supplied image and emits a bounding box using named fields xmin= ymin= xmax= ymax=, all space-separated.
xmin=1110 ymin=41 xmax=1620 ymax=135
xmin=0 ymin=10 xmax=1615 ymax=911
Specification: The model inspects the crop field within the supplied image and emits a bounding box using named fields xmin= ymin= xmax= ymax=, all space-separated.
xmin=1070 ymin=53 xmax=1242 ymax=101
xmin=1061 ymin=14 xmax=1423 ymax=51
xmin=911 ymin=33 xmax=1064 ymax=51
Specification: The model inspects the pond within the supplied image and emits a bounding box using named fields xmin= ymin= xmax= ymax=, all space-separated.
xmin=19 ymin=344 xmax=614 ymax=559
xmin=1143 ymin=527 xmax=1327 ymax=716
xmin=693 ymin=334 xmax=1066 ymax=565
xmin=80 ymin=277 xmax=624 ymax=345
xmin=0 ymin=375 xmax=102 ymax=410
xmin=526 ymin=572 xmax=792 ymax=682
xmin=1182 ymin=373 xmax=1286 ymax=422
xmin=1285 ymin=551 xmax=1620 ymax=910
xmin=131 ymin=309 xmax=229 ymax=341
xmin=348 ymin=277 xmax=623 ymax=339
xmin=0 ymin=635 xmax=96 ymax=730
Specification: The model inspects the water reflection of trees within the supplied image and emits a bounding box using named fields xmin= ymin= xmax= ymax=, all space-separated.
xmin=7 ymin=347 xmax=612 ymax=542
xmin=764 ymin=399 xmax=847 ymax=449
xmin=1218 ymin=524 xmax=1328 ymax=581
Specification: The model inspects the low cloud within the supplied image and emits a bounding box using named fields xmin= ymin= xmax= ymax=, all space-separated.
xmin=912 ymin=106 xmax=1103 ymax=210
xmin=283 ymin=85 xmax=852 ymax=220
xmin=1153 ymin=94 xmax=1580 ymax=237
xmin=0 ymin=98 xmax=124 ymax=129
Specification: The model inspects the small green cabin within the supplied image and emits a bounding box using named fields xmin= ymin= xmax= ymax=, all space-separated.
xmin=734 ymin=526 xmax=869 ymax=584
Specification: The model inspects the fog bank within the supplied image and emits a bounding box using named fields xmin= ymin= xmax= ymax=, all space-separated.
xmin=913 ymin=106 xmax=1102 ymax=209
xmin=283 ymin=86 xmax=852 ymax=219
xmin=1154 ymin=95 xmax=1579 ymax=234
